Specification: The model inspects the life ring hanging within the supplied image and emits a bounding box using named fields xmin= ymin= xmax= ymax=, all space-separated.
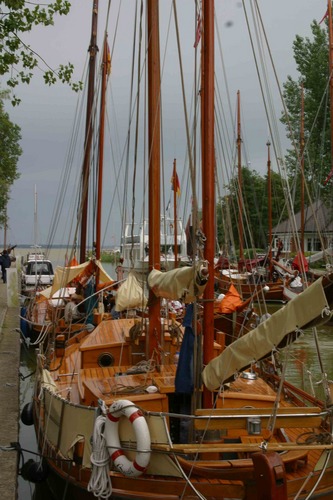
xmin=104 ymin=399 xmax=151 ymax=477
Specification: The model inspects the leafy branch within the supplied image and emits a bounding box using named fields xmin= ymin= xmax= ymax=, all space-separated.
xmin=0 ymin=0 xmax=83 ymax=105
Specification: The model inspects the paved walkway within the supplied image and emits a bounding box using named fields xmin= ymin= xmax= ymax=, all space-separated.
xmin=0 ymin=270 xmax=20 ymax=500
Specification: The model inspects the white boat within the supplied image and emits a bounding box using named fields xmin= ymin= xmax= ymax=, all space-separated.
xmin=21 ymin=250 xmax=55 ymax=290
xmin=121 ymin=214 xmax=190 ymax=272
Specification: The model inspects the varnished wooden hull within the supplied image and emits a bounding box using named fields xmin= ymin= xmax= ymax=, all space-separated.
xmin=215 ymin=273 xmax=285 ymax=302
xmin=32 ymin=319 xmax=333 ymax=500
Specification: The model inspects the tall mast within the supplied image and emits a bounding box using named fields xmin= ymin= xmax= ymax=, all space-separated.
xmin=80 ymin=0 xmax=99 ymax=263
xmin=300 ymin=83 xmax=305 ymax=253
xmin=329 ymin=0 xmax=333 ymax=163
xmin=267 ymin=140 xmax=272 ymax=262
xmin=34 ymin=184 xmax=38 ymax=248
xmin=173 ymin=159 xmax=178 ymax=268
xmin=95 ymin=35 xmax=109 ymax=262
xmin=202 ymin=0 xmax=215 ymax=408
xmin=237 ymin=90 xmax=244 ymax=262
xmin=147 ymin=0 xmax=161 ymax=358
xmin=323 ymin=1 xmax=333 ymax=185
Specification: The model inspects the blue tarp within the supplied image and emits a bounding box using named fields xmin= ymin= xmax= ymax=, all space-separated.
xmin=175 ymin=303 xmax=194 ymax=393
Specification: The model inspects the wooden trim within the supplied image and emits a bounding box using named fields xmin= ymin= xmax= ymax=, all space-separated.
xmin=152 ymin=441 xmax=333 ymax=454
xmin=194 ymin=406 xmax=323 ymax=430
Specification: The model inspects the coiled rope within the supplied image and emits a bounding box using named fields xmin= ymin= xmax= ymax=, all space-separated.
xmin=88 ymin=414 xmax=112 ymax=499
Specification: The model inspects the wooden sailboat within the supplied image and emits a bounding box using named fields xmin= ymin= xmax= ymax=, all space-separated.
xmin=215 ymin=94 xmax=285 ymax=303
xmin=26 ymin=2 xmax=333 ymax=499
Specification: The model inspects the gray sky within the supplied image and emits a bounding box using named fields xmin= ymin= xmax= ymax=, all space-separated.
xmin=4 ymin=0 xmax=326 ymax=248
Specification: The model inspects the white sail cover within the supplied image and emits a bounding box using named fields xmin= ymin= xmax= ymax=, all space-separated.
xmin=202 ymin=276 xmax=333 ymax=391
xmin=115 ymin=271 xmax=147 ymax=311
xmin=40 ymin=259 xmax=113 ymax=299
xmin=148 ymin=260 xmax=208 ymax=303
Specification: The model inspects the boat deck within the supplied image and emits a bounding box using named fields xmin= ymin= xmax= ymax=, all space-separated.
xmin=44 ymin=327 xmax=333 ymax=499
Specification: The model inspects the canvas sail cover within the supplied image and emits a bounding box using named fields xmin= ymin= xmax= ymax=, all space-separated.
xmin=292 ymin=251 xmax=309 ymax=272
xmin=148 ymin=260 xmax=208 ymax=303
xmin=202 ymin=276 xmax=333 ymax=391
xmin=218 ymin=283 xmax=244 ymax=313
xmin=40 ymin=259 xmax=113 ymax=299
xmin=115 ymin=271 xmax=147 ymax=311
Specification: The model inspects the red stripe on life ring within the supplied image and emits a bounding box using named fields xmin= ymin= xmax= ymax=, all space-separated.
xmin=111 ymin=449 xmax=125 ymax=461
xmin=107 ymin=413 xmax=120 ymax=422
xmin=133 ymin=460 xmax=147 ymax=473
xmin=129 ymin=410 xmax=143 ymax=424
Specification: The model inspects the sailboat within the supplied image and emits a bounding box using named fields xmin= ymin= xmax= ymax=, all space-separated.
xmin=21 ymin=186 xmax=55 ymax=293
xmin=214 ymin=95 xmax=285 ymax=303
xmin=25 ymin=2 xmax=333 ymax=499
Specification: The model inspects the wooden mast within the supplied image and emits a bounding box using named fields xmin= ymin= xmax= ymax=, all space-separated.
xmin=267 ymin=140 xmax=272 ymax=263
xmin=320 ymin=1 xmax=333 ymax=187
xmin=300 ymin=83 xmax=305 ymax=253
xmin=237 ymin=90 xmax=244 ymax=263
xmin=79 ymin=0 xmax=99 ymax=263
xmin=202 ymin=0 xmax=215 ymax=408
xmin=147 ymin=0 xmax=161 ymax=359
xmin=324 ymin=0 xmax=333 ymax=185
xmin=95 ymin=35 xmax=109 ymax=263
xmin=329 ymin=0 xmax=333 ymax=166
xmin=173 ymin=159 xmax=178 ymax=267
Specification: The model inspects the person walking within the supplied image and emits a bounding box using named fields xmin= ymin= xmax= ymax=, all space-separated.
xmin=0 ymin=249 xmax=11 ymax=283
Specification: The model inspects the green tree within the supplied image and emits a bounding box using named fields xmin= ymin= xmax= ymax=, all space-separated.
xmin=0 ymin=91 xmax=21 ymax=226
xmin=0 ymin=0 xmax=81 ymax=105
xmin=281 ymin=20 xmax=331 ymax=201
xmin=217 ymin=166 xmax=287 ymax=256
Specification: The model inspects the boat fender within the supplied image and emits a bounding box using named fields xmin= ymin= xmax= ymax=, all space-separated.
xmin=20 ymin=458 xmax=48 ymax=483
xmin=146 ymin=385 xmax=158 ymax=393
xmin=20 ymin=401 xmax=34 ymax=426
xmin=252 ymin=451 xmax=287 ymax=500
xmin=104 ymin=399 xmax=151 ymax=477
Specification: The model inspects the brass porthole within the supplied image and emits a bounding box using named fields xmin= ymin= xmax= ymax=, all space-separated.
xmin=97 ymin=352 xmax=115 ymax=367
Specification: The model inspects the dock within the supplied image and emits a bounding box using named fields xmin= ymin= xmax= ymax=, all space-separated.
xmin=0 ymin=268 xmax=20 ymax=500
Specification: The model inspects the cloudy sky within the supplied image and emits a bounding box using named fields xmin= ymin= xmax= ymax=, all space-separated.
xmin=4 ymin=0 xmax=327 ymax=248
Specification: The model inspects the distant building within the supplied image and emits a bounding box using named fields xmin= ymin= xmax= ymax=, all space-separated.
xmin=272 ymin=200 xmax=333 ymax=254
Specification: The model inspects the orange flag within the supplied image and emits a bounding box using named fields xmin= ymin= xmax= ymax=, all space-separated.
xmin=194 ymin=14 xmax=202 ymax=48
xmin=319 ymin=8 xmax=328 ymax=24
xmin=171 ymin=172 xmax=181 ymax=196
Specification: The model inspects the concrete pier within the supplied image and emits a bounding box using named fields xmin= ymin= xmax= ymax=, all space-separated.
xmin=0 ymin=268 xmax=20 ymax=500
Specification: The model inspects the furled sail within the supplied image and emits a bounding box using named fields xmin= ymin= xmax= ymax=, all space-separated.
xmin=148 ymin=260 xmax=209 ymax=303
xmin=202 ymin=276 xmax=333 ymax=391
xmin=115 ymin=271 xmax=147 ymax=311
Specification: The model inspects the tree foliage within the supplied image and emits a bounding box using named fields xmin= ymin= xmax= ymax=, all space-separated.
xmin=0 ymin=91 xmax=21 ymax=226
xmin=217 ymin=166 xmax=287 ymax=256
xmin=281 ymin=20 xmax=331 ymax=202
xmin=0 ymin=0 xmax=82 ymax=105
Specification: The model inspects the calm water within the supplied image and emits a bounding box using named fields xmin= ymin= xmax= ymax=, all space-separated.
xmin=17 ymin=252 xmax=333 ymax=498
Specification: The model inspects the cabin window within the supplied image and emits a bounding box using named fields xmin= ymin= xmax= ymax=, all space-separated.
xmin=97 ymin=352 xmax=115 ymax=367
xmin=27 ymin=262 xmax=53 ymax=275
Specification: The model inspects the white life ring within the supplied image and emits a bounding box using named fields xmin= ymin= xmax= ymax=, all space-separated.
xmin=104 ymin=399 xmax=151 ymax=477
